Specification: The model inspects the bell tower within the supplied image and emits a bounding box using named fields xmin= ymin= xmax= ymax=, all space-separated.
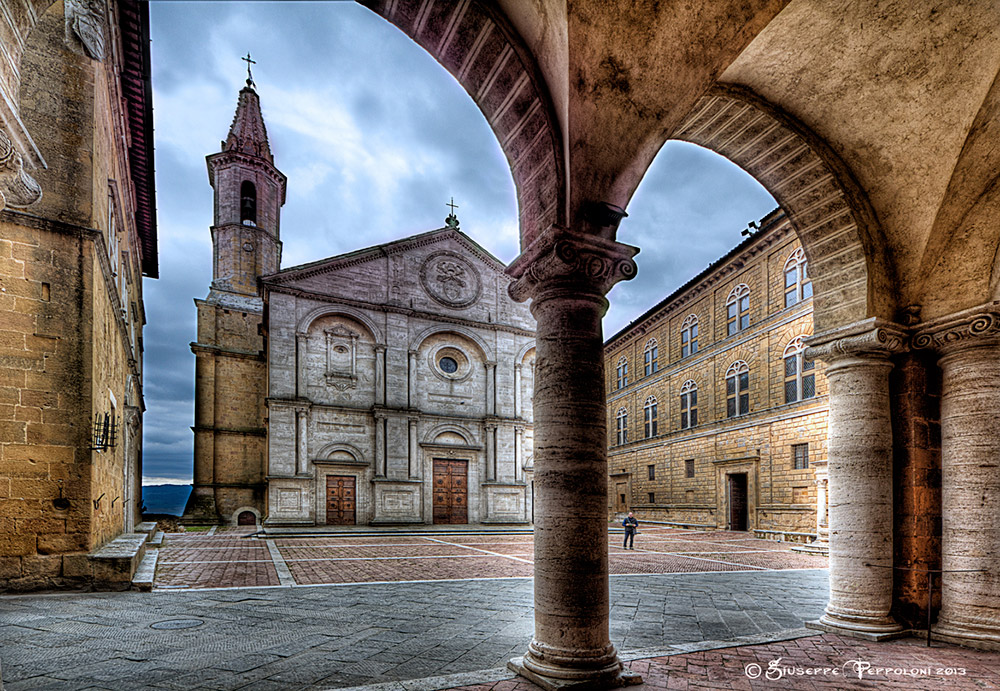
xmin=183 ymin=67 xmax=284 ymax=525
xmin=205 ymin=75 xmax=286 ymax=302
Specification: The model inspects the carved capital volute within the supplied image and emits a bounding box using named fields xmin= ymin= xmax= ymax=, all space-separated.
xmin=0 ymin=129 xmax=42 ymax=209
xmin=912 ymin=303 xmax=1000 ymax=354
xmin=505 ymin=225 xmax=638 ymax=304
xmin=805 ymin=318 xmax=907 ymax=365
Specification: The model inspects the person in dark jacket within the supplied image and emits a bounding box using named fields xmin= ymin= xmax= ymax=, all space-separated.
xmin=622 ymin=512 xmax=639 ymax=549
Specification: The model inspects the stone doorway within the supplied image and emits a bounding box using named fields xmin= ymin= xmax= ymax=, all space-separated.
xmin=728 ymin=473 xmax=748 ymax=531
xmin=326 ymin=475 xmax=356 ymax=525
xmin=433 ymin=459 xmax=468 ymax=524
xmin=237 ymin=511 xmax=256 ymax=526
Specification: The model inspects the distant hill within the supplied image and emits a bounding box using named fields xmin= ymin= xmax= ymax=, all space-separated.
xmin=142 ymin=484 xmax=192 ymax=516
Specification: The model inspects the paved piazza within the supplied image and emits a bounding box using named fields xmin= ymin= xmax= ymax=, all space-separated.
xmin=153 ymin=525 xmax=830 ymax=590
xmin=1 ymin=527 xmax=996 ymax=689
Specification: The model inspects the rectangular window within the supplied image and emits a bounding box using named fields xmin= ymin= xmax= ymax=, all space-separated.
xmin=647 ymin=464 xmax=655 ymax=481
xmin=648 ymin=492 xmax=655 ymax=504
xmin=685 ymin=459 xmax=695 ymax=478
xmin=691 ymin=323 xmax=698 ymax=354
xmin=793 ymin=443 xmax=809 ymax=469
xmin=727 ymin=303 xmax=738 ymax=336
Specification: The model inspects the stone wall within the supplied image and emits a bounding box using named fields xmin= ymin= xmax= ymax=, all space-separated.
xmin=0 ymin=0 xmax=150 ymax=590
xmin=605 ymin=214 xmax=827 ymax=535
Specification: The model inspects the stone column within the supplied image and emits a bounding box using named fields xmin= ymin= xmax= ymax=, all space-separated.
xmin=408 ymin=417 xmax=419 ymax=479
xmin=295 ymin=408 xmax=309 ymax=475
xmin=374 ymin=345 xmax=386 ymax=406
xmin=485 ymin=362 xmax=497 ymax=416
xmin=514 ymin=426 xmax=523 ymax=482
xmin=407 ymin=350 xmax=417 ymax=408
xmin=374 ymin=411 xmax=386 ymax=478
xmin=807 ymin=322 xmax=905 ymax=635
xmin=514 ymin=363 xmax=522 ymax=418
xmin=295 ymin=333 xmax=308 ymax=398
xmin=506 ymin=223 xmax=640 ymax=688
xmin=915 ymin=306 xmax=1000 ymax=647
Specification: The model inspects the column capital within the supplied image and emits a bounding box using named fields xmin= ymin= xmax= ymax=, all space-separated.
xmin=806 ymin=318 xmax=907 ymax=364
xmin=912 ymin=302 xmax=1000 ymax=354
xmin=506 ymin=225 xmax=638 ymax=304
xmin=484 ymin=361 xmax=497 ymax=370
xmin=373 ymin=343 xmax=387 ymax=353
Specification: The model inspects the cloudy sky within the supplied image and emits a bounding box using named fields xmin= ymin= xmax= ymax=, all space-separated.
xmin=142 ymin=2 xmax=776 ymax=484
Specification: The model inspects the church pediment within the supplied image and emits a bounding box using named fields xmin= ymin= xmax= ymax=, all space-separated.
xmin=262 ymin=228 xmax=514 ymax=317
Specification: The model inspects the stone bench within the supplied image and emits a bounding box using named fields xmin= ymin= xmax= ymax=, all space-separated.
xmin=86 ymin=534 xmax=148 ymax=589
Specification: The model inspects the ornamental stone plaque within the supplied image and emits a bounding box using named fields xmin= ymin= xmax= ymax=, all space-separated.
xmin=420 ymin=251 xmax=482 ymax=308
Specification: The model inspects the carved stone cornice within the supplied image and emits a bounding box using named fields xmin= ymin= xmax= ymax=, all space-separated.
xmin=506 ymin=225 xmax=638 ymax=303
xmin=805 ymin=318 xmax=907 ymax=364
xmin=912 ymin=303 xmax=1000 ymax=354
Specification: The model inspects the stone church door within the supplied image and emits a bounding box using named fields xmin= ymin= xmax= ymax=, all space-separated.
xmin=433 ymin=459 xmax=468 ymax=524
xmin=326 ymin=476 xmax=356 ymax=525
xmin=728 ymin=473 xmax=748 ymax=531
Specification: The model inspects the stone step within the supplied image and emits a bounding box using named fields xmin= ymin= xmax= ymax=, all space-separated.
xmin=135 ymin=521 xmax=158 ymax=539
xmin=88 ymin=533 xmax=148 ymax=588
xmin=132 ymin=550 xmax=159 ymax=592
xmin=147 ymin=531 xmax=165 ymax=549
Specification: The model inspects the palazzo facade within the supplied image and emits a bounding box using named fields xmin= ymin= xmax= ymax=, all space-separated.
xmin=183 ymin=81 xmax=535 ymax=528
xmin=604 ymin=210 xmax=828 ymax=540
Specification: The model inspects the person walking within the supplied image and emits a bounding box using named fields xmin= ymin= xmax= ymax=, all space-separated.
xmin=622 ymin=511 xmax=639 ymax=549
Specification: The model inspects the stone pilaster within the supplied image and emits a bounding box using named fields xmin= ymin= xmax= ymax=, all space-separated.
xmin=295 ymin=408 xmax=309 ymax=475
xmin=374 ymin=411 xmax=386 ymax=478
xmin=914 ymin=304 xmax=1000 ymax=648
xmin=806 ymin=320 xmax=906 ymax=636
xmin=506 ymin=224 xmax=640 ymax=689
xmin=814 ymin=461 xmax=829 ymax=546
xmin=514 ymin=426 xmax=523 ymax=482
xmin=407 ymin=350 xmax=417 ymax=408
xmin=295 ymin=333 xmax=307 ymax=397
xmin=485 ymin=422 xmax=497 ymax=482
xmin=374 ymin=345 xmax=386 ymax=406
xmin=408 ymin=417 xmax=419 ymax=479
xmin=485 ymin=362 xmax=497 ymax=416
xmin=514 ymin=363 xmax=522 ymax=418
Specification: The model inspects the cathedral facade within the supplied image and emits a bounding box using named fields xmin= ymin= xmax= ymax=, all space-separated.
xmin=183 ymin=82 xmax=535 ymax=527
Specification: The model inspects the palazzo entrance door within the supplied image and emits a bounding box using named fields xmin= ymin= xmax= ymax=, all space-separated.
xmin=728 ymin=473 xmax=748 ymax=531
xmin=326 ymin=475 xmax=356 ymax=525
xmin=433 ymin=459 xmax=468 ymax=524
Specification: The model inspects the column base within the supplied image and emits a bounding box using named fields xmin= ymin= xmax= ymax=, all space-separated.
xmin=508 ymin=657 xmax=642 ymax=691
xmin=807 ymin=614 xmax=907 ymax=641
xmin=932 ymin=620 xmax=1000 ymax=651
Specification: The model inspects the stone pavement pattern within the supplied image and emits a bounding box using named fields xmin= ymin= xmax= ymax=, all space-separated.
xmin=152 ymin=526 xmax=829 ymax=590
xmin=450 ymin=634 xmax=1000 ymax=690
xmin=0 ymin=570 xmax=828 ymax=690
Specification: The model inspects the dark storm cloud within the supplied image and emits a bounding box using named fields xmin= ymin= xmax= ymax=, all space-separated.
xmin=142 ymin=4 xmax=774 ymax=482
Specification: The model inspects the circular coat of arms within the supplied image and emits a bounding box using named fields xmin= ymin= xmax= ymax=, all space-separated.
xmin=420 ymin=251 xmax=482 ymax=308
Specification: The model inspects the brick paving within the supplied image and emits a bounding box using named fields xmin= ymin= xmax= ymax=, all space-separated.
xmin=152 ymin=526 xmax=828 ymax=590
xmin=449 ymin=634 xmax=1000 ymax=690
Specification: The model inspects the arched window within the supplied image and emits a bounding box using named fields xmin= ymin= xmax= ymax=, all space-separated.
xmin=783 ymin=336 xmax=816 ymax=403
xmin=643 ymin=338 xmax=658 ymax=376
xmin=616 ymin=356 xmax=629 ymax=390
xmin=726 ymin=284 xmax=750 ymax=336
xmin=726 ymin=361 xmax=750 ymax=418
xmin=784 ymin=248 xmax=813 ymax=307
xmin=643 ymin=396 xmax=658 ymax=438
xmin=616 ymin=407 xmax=628 ymax=445
xmin=680 ymin=380 xmax=697 ymax=429
xmin=240 ymin=180 xmax=257 ymax=226
xmin=681 ymin=314 xmax=699 ymax=358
